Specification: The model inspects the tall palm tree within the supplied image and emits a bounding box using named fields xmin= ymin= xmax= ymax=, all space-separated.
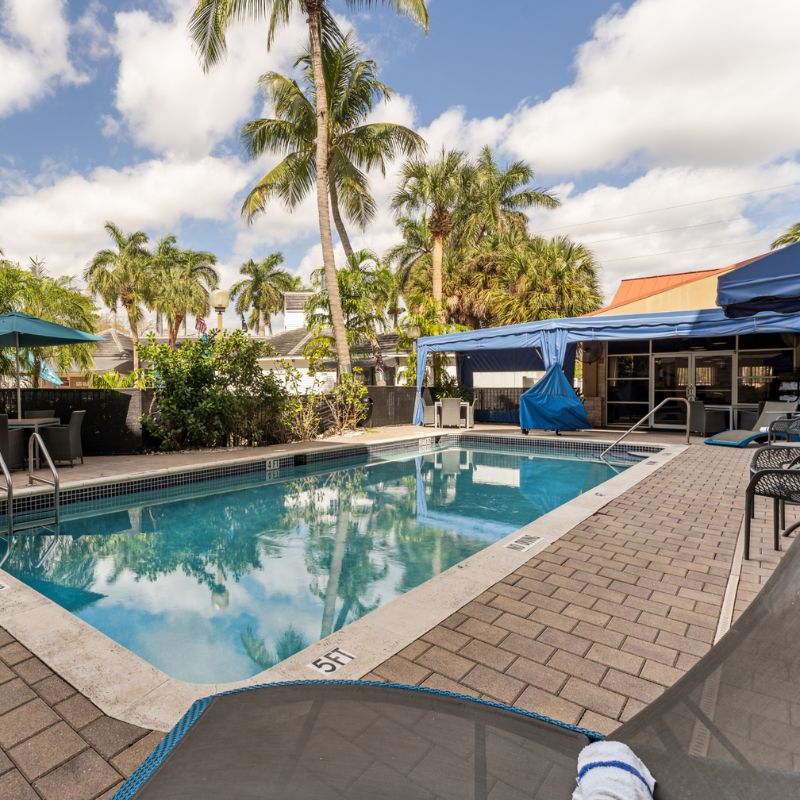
xmin=189 ymin=0 xmax=429 ymax=379
xmin=392 ymin=149 xmax=472 ymax=322
xmin=468 ymin=145 xmax=560 ymax=239
xmin=151 ymin=237 xmax=220 ymax=347
xmin=230 ymin=253 xmax=297 ymax=336
xmin=84 ymin=222 xmax=151 ymax=371
xmin=242 ymin=32 xmax=425 ymax=258
xmin=487 ymin=235 xmax=602 ymax=324
xmin=772 ymin=222 xmax=800 ymax=249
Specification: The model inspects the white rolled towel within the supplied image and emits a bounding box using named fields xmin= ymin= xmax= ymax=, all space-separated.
xmin=572 ymin=740 xmax=655 ymax=800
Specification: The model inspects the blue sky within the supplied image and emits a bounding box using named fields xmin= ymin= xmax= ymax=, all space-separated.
xmin=1 ymin=0 xmax=799 ymax=326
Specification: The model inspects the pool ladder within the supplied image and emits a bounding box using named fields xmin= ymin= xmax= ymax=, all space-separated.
xmin=0 ymin=435 xmax=61 ymax=571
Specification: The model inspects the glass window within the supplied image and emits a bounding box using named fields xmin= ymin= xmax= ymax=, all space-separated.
xmin=607 ymin=355 xmax=649 ymax=378
xmin=608 ymin=340 xmax=649 ymax=355
xmin=607 ymin=403 xmax=649 ymax=424
xmin=738 ymin=332 xmax=798 ymax=350
xmin=607 ymin=379 xmax=649 ymax=403
xmin=652 ymin=336 xmax=735 ymax=352
xmin=737 ymin=350 xmax=795 ymax=404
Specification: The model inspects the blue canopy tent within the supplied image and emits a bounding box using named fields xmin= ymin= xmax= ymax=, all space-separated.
xmin=717 ymin=241 xmax=800 ymax=317
xmin=413 ymin=307 xmax=800 ymax=429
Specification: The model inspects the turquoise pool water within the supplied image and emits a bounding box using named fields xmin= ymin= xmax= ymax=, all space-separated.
xmin=4 ymin=445 xmax=628 ymax=683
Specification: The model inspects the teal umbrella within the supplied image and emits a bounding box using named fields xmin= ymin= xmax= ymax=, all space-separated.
xmin=0 ymin=312 xmax=104 ymax=415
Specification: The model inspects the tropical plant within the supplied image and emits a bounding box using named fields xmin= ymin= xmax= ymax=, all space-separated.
xmin=772 ymin=222 xmax=800 ymax=249
xmin=151 ymin=237 xmax=219 ymax=348
xmin=325 ymin=370 xmax=369 ymax=433
xmin=392 ymin=149 xmax=472 ymax=321
xmin=84 ymin=222 xmax=151 ymax=371
xmin=230 ymin=253 xmax=297 ymax=336
xmin=190 ymin=0 xmax=428 ymax=379
xmin=242 ymin=32 xmax=424 ymax=260
xmin=305 ymin=249 xmax=395 ymax=384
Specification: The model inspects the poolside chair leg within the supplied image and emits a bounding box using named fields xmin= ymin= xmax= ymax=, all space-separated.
xmin=773 ymin=498 xmax=781 ymax=552
xmin=744 ymin=492 xmax=753 ymax=560
xmin=780 ymin=499 xmax=786 ymax=530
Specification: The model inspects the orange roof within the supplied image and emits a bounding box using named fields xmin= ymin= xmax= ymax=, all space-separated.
xmin=585 ymin=253 xmax=764 ymax=316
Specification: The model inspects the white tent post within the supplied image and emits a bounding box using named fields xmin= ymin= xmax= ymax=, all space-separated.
xmin=15 ymin=331 xmax=21 ymax=418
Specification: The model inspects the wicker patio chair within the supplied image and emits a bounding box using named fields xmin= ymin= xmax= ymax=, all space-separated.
xmin=744 ymin=461 xmax=800 ymax=559
xmin=0 ymin=414 xmax=23 ymax=470
xmin=767 ymin=413 xmax=800 ymax=444
xmin=39 ymin=410 xmax=85 ymax=466
xmin=439 ymin=397 xmax=463 ymax=428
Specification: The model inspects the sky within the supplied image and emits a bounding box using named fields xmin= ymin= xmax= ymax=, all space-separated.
xmin=1 ymin=0 xmax=800 ymax=328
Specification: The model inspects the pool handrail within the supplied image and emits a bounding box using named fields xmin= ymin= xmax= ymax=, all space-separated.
xmin=599 ymin=396 xmax=691 ymax=458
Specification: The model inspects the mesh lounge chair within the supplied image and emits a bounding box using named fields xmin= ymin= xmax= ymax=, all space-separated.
xmin=704 ymin=401 xmax=798 ymax=447
xmin=439 ymin=397 xmax=463 ymax=428
xmin=0 ymin=414 xmax=23 ymax=470
xmin=114 ymin=535 xmax=800 ymax=800
xmin=39 ymin=410 xmax=85 ymax=466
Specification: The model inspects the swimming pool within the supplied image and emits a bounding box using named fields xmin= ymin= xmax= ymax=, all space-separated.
xmin=3 ymin=439 xmax=636 ymax=684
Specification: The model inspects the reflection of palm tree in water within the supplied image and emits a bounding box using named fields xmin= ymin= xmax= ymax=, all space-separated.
xmin=241 ymin=624 xmax=306 ymax=671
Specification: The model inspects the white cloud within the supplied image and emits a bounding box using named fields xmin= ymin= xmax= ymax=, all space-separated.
xmin=0 ymin=0 xmax=86 ymax=116
xmin=111 ymin=0 xmax=307 ymax=158
xmin=0 ymin=156 xmax=253 ymax=276
xmin=502 ymin=0 xmax=800 ymax=174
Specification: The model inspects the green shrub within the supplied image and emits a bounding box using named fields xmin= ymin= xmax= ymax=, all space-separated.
xmin=139 ymin=331 xmax=288 ymax=450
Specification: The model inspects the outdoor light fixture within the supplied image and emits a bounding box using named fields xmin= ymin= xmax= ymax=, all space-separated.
xmin=210 ymin=289 xmax=230 ymax=332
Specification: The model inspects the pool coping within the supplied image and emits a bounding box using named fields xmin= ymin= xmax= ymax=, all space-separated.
xmin=0 ymin=432 xmax=687 ymax=731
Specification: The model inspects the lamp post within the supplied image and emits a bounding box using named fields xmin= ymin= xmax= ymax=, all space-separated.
xmin=210 ymin=289 xmax=230 ymax=333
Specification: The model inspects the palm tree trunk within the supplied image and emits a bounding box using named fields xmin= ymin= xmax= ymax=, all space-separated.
xmin=369 ymin=334 xmax=386 ymax=386
xmin=307 ymin=5 xmax=351 ymax=377
xmin=125 ymin=306 xmax=139 ymax=372
xmin=329 ymin=182 xmax=354 ymax=258
xmin=432 ymin=233 xmax=444 ymax=319
xmin=258 ymin=309 xmax=266 ymax=337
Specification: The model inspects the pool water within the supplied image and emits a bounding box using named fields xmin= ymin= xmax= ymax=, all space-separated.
xmin=4 ymin=445 xmax=627 ymax=683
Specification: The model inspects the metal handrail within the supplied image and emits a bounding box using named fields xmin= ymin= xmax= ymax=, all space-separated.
xmin=27 ymin=433 xmax=60 ymax=530
xmin=0 ymin=450 xmax=12 ymax=537
xmin=599 ymin=396 xmax=691 ymax=458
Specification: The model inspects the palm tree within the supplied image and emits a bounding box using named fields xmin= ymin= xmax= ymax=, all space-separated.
xmin=468 ymin=145 xmax=559 ymax=239
xmin=242 ymin=32 xmax=425 ymax=258
xmin=385 ymin=214 xmax=432 ymax=313
xmin=392 ymin=149 xmax=472 ymax=322
xmin=487 ymin=235 xmax=602 ymax=324
xmin=230 ymin=253 xmax=297 ymax=336
xmin=772 ymin=222 xmax=800 ymax=249
xmin=189 ymin=0 xmax=429 ymax=379
xmin=151 ymin=238 xmax=220 ymax=347
xmin=84 ymin=222 xmax=151 ymax=371
xmin=305 ymin=249 xmax=395 ymax=384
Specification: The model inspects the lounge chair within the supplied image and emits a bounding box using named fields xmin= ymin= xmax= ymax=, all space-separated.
xmin=0 ymin=414 xmax=23 ymax=470
xmin=704 ymin=401 xmax=797 ymax=447
xmin=113 ymin=533 xmax=800 ymax=800
xmin=439 ymin=397 xmax=463 ymax=428
xmin=39 ymin=410 xmax=85 ymax=465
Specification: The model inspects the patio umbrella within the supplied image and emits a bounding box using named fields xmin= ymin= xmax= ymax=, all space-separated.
xmin=0 ymin=312 xmax=104 ymax=415
xmin=717 ymin=240 xmax=800 ymax=317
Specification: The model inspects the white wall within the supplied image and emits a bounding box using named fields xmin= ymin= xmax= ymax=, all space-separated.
xmin=471 ymin=371 xmax=544 ymax=388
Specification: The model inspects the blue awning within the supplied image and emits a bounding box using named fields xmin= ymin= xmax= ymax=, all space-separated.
xmin=413 ymin=306 xmax=800 ymax=425
xmin=717 ymin=241 xmax=800 ymax=317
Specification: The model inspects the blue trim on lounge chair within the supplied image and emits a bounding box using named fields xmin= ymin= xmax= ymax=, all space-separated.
xmin=705 ymin=433 xmax=769 ymax=447
xmin=110 ymin=679 xmax=604 ymax=800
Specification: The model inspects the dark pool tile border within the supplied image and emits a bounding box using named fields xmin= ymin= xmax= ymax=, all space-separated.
xmin=0 ymin=433 xmax=661 ymax=523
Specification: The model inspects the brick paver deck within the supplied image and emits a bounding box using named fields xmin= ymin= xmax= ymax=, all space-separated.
xmin=0 ymin=628 xmax=162 ymax=800
xmin=1 ymin=441 xmax=794 ymax=797
xmin=367 ymin=445 xmax=797 ymax=734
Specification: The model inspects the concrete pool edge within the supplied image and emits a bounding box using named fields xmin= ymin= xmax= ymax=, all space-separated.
xmin=0 ymin=434 xmax=687 ymax=731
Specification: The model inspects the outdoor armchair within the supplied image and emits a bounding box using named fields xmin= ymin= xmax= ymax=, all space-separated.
xmin=744 ymin=459 xmax=800 ymax=559
xmin=439 ymin=397 xmax=463 ymax=428
xmin=40 ymin=410 xmax=85 ymax=466
xmin=767 ymin=412 xmax=800 ymax=444
xmin=0 ymin=414 xmax=23 ymax=470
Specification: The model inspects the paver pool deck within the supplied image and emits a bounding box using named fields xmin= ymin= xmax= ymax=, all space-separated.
xmin=0 ymin=428 xmax=793 ymax=799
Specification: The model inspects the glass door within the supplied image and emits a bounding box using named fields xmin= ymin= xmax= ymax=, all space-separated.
xmin=693 ymin=353 xmax=733 ymax=406
xmin=652 ymin=354 xmax=690 ymax=427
